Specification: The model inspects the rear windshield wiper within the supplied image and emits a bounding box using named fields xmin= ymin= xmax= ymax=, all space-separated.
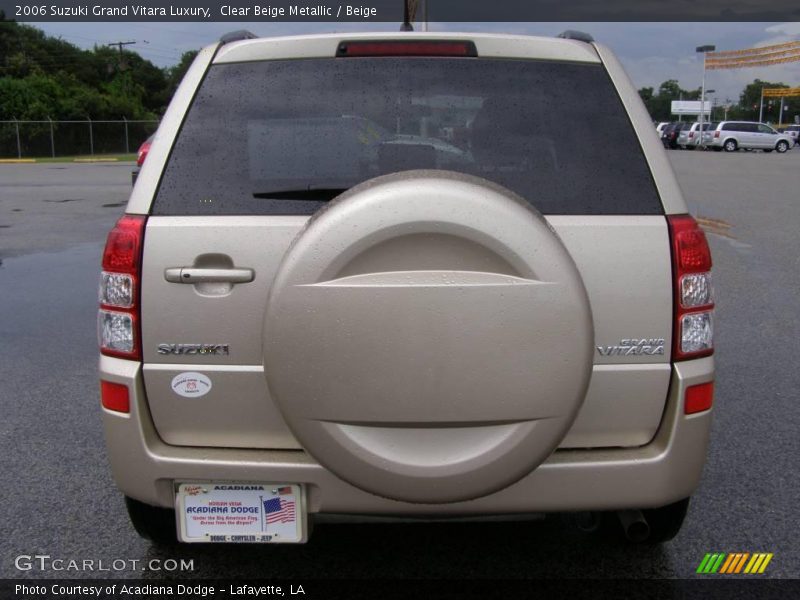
xmin=252 ymin=188 xmax=348 ymax=201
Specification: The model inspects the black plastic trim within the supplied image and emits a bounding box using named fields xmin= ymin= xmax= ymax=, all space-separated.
xmin=557 ymin=30 xmax=595 ymax=43
xmin=220 ymin=30 xmax=258 ymax=45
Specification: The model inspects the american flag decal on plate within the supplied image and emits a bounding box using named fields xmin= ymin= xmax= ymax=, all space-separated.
xmin=264 ymin=497 xmax=296 ymax=524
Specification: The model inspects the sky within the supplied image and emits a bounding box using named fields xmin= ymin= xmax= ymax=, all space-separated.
xmin=33 ymin=21 xmax=800 ymax=106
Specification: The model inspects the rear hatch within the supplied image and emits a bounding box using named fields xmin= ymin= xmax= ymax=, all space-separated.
xmin=138 ymin=36 xmax=673 ymax=459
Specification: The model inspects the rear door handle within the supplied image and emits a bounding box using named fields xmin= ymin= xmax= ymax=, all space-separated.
xmin=164 ymin=267 xmax=254 ymax=284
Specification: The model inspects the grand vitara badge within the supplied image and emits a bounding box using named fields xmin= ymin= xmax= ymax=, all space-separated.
xmin=157 ymin=343 xmax=230 ymax=356
xmin=596 ymin=338 xmax=665 ymax=357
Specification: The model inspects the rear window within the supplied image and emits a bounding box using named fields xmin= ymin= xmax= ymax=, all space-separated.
xmin=154 ymin=57 xmax=662 ymax=216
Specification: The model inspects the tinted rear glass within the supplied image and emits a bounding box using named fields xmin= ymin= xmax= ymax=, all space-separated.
xmin=154 ymin=57 xmax=662 ymax=216
xmin=723 ymin=122 xmax=757 ymax=132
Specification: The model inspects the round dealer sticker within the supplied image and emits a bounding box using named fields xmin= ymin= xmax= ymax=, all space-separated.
xmin=171 ymin=372 xmax=212 ymax=398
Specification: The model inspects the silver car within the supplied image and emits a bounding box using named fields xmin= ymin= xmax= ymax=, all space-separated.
xmin=779 ymin=124 xmax=799 ymax=147
xmin=709 ymin=121 xmax=793 ymax=152
xmin=98 ymin=31 xmax=715 ymax=546
xmin=677 ymin=122 xmax=714 ymax=149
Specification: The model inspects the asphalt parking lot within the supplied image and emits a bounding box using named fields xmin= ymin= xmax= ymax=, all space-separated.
xmin=0 ymin=152 xmax=798 ymax=582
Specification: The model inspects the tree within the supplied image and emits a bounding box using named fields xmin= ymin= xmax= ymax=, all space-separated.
xmin=737 ymin=79 xmax=798 ymax=124
xmin=657 ymin=79 xmax=682 ymax=98
xmin=638 ymin=80 xmax=700 ymax=122
xmin=0 ymin=21 xmax=190 ymax=155
xmin=166 ymin=50 xmax=199 ymax=97
xmin=0 ymin=21 xmax=182 ymax=121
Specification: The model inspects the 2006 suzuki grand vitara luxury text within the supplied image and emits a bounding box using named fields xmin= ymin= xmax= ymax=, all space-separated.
xmin=98 ymin=31 xmax=715 ymax=545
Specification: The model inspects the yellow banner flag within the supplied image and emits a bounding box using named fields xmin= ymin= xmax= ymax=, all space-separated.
xmin=705 ymin=41 xmax=800 ymax=69
xmin=707 ymin=54 xmax=800 ymax=70
xmin=762 ymin=87 xmax=800 ymax=97
xmin=707 ymin=41 xmax=800 ymax=59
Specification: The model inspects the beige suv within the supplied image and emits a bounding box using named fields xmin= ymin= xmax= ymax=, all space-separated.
xmin=98 ymin=31 xmax=715 ymax=545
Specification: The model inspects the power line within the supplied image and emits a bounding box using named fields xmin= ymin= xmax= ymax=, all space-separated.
xmin=135 ymin=47 xmax=182 ymax=60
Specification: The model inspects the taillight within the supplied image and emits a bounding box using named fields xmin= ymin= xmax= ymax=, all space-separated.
xmin=689 ymin=131 xmax=694 ymax=139
xmin=136 ymin=141 xmax=151 ymax=167
xmin=668 ymin=215 xmax=714 ymax=361
xmin=99 ymin=215 xmax=146 ymax=360
xmin=336 ymin=40 xmax=477 ymax=57
xmin=714 ymin=131 xmax=720 ymax=138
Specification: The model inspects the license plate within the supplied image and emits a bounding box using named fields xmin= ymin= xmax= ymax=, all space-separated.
xmin=176 ymin=483 xmax=305 ymax=543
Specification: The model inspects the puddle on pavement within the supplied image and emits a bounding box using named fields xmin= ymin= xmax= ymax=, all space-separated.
xmin=0 ymin=242 xmax=102 ymax=272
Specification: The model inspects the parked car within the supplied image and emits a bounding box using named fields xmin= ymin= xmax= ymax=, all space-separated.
xmin=655 ymin=122 xmax=669 ymax=136
xmin=778 ymin=124 xmax=800 ymax=147
xmin=708 ymin=121 xmax=793 ymax=153
xmin=131 ymin=134 xmax=154 ymax=185
xmin=677 ymin=122 xmax=714 ymax=149
xmin=99 ymin=30 xmax=714 ymax=546
xmin=661 ymin=121 xmax=689 ymax=149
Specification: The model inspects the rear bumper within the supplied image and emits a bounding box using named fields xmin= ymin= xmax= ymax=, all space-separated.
xmin=100 ymin=355 xmax=714 ymax=515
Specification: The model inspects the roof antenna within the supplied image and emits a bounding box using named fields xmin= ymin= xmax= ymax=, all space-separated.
xmin=400 ymin=0 xmax=414 ymax=31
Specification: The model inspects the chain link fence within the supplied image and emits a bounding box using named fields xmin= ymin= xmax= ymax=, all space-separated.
xmin=0 ymin=119 xmax=160 ymax=159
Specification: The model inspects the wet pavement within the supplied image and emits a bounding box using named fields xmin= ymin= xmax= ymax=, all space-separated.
xmin=0 ymin=156 xmax=798 ymax=580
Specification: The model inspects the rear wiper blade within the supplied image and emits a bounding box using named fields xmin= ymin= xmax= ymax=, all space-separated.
xmin=252 ymin=188 xmax=348 ymax=201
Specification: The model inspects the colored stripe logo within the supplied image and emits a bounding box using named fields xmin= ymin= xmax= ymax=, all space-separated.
xmin=697 ymin=553 xmax=773 ymax=574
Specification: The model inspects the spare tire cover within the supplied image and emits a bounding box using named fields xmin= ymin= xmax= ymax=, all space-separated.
xmin=264 ymin=171 xmax=593 ymax=503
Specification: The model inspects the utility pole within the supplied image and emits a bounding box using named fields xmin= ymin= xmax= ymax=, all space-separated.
xmin=13 ymin=117 xmax=21 ymax=159
xmin=696 ymin=45 xmax=715 ymax=149
xmin=402 ymin=0 xmax=427 ymax=31
xmin=107 ymin=40 xmax=136 ymax=102
xmin=107 ymin=41 xmax=136 ymax=70
xmin=401 ymin=0 xmax=414 ymax=30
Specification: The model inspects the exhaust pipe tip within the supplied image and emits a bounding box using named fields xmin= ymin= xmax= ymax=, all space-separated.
xmin=617 ymin=509 xmax=650 ymax=543
xmin=572 ymin=511 xmax=602 ymax=533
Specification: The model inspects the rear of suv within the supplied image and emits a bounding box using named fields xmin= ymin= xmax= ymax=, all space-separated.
xmin=677 ymin=122 xmax=713 ymax=149
xmin=98 ymin=31 xmax=715 ymax=546
xmin=709 ymin=120 xmax=793 ymax=152
xmin=660 ymin=121 xmax=689 ymax=149
xmin=779 ymin=124 xmax=799 ymax=147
